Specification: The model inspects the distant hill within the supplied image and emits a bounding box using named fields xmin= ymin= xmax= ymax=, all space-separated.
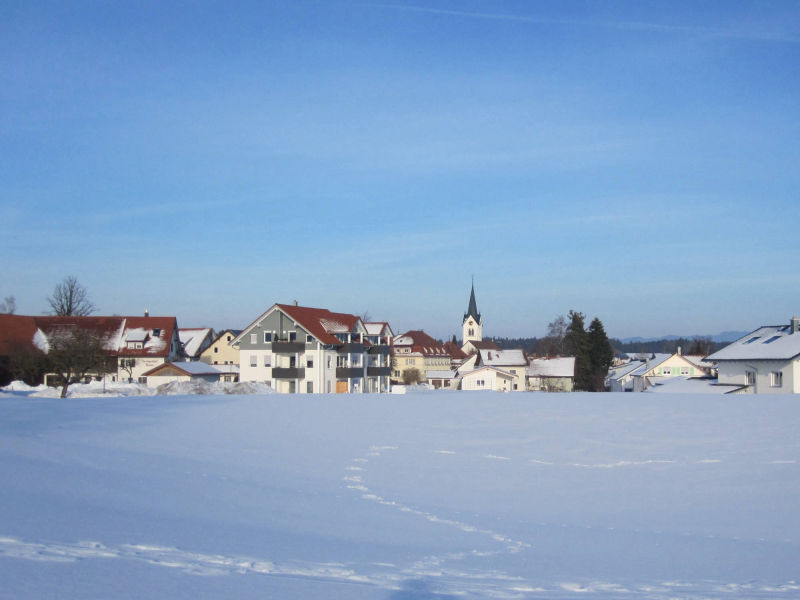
xmin=619 ymin=331 xmax=747 ymax=344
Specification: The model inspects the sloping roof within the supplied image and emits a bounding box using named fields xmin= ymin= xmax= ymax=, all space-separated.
xmin=0 ymin=314 xmax=177 ymax=358
xmin=463 ymin=283 xmax=481 ymax=325
xmin=277 ymin=304 xmax=362 ymax=345
xmin=645 ymin=376 xmax=744 ymax=395
xmin=630 ymin=353 xmax=672 ymax=376
xmin=393 ymin=330 xmax=449 ymax=356
xmin=0 ymin=314 xmax=39 ymax=355
xmin=142 ymin=361 xmax=224 ymax=377
xmin=607 ymin=361 xmax=645 ymax=381
xmin=462 ymin=365 xmax=515 ymax=379
xmin=179 ymin=328 xmax=214 ymax=358
xmin=477 ymin=348 xmax=527 ymax=367
xmin=364 ymin=322 xmax=393 ymax=337
xmin=443 ymin=341 xmax=467 ymax=360
xmin=706 ymin=324 xmax=800 ymax=361
xmin=467 ymin=340 xmax=500 ymax=351
xmin=527 ymin=357 xmax=575 ymax=378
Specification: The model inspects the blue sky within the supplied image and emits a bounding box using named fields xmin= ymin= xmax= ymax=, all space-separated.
xmin=2 ymin=0 xmax=799 ymax=340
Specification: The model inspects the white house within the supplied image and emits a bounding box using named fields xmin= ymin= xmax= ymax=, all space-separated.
xmin=460 ymin=365 xmax=515 ymax=392
xmin=606 ymin=360 xmax=645 ymax=392
xmin=629 ymin=352 xmax=709 ymax=392
xmin=527 ymin=357 xmax=575 ymax=392
xmin=233 ymin=304 xmax=392 ymax=394
xmin=705 ymin=316 xmax=800 ymax=394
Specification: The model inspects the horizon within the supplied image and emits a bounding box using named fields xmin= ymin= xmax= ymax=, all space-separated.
xmin=2 ymin=1 xmax=799 ymax=341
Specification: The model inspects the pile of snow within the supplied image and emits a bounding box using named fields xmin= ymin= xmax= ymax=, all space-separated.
xmin=2 ymin=380 xmax=277 ymax=398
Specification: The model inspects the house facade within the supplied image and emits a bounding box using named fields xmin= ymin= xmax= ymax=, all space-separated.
xmin=527 ymin=357 xmax=575 ymax=392
xmin=199 ymin=329 xmax=242 ymax=366
xmin=391 ymin=330 xmax=451 ymax=384
xmin=629 ymin=352 xmax=710 ymax=392
xmin=461 ymin=365 xmax=515 ymax=391
xmin=706 ymin=317 xmax=800 ymax=394
xmin=234 ymin=304 xmax=392 ymax=393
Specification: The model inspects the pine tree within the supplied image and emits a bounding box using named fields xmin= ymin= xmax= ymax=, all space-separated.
xmin=563 ymin=310 xmax=591 ymax=391
xmin=587 ymin=317 xmax=614 ymax=391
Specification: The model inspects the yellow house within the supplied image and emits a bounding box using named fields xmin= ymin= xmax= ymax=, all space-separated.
xmin=199 ymin=329 xmax=241 ymax=366
xmin=391 ymin=330 xmax=451 ymax=384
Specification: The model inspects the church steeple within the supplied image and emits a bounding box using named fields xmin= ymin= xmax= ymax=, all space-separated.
xmin=463 ymin=282 xmax=481 ymax=325
xmin=461 ymin=280 xmax=483 ymax=348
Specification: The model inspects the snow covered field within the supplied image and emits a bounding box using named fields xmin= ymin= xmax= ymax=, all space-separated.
xmin=0 ymin=389 xmax=798 ymax=599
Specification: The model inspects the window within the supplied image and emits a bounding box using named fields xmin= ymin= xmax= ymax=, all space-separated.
xmin=214 ymin=347 xmax=218 ymax=353
xmin=680 ymin=367 xmax=690 ymax=375
xmin=307 ymin=358 xmax=314 ymax=368
xmin=764 ymin=335 xmax=781 ymax=344
xmin=138 ymin=377 xmax=147 ymax=384
xmin=771 ymin=371 xmax=783 ymax=387
xmin=307 ymin=334 xmax=313 ymax=343
xmin=264 ymin=355 xmax=271 ymax=367
xmin=306 ymin=381 xmax=314 ymax=393
xmin=226 ymin=335 xmax=231 ymax=341
xmin=264 ymin=332 xmax=272 ymax=343
xmin=288 ymin=331 xmax=297 ymax=342
xmin=223 ymin=375 xmax=232 ymax=382
xmin=250 ymin=354 xmax=257 ymax=367
xmin=662 ymin=367 xmax=672 ymax=376
xmin=250 ymin=333 xmax=257 ymax=344
xmin=152 ymin=328 xmax=161 ymax=337
xmin=746 ymin=371 xmax=756 ymax=386
xmin=327 ymin=356 xmax=332 ymax=368
xmin=744 ymin=337 xmax=760 ymax=344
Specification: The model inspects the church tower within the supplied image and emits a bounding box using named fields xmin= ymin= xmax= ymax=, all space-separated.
xmin=462 ymin=282 xmax=483 ymax=348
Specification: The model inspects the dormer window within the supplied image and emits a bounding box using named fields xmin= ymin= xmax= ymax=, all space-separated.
xmin=152 ymin=328 xmax=161 ymax=337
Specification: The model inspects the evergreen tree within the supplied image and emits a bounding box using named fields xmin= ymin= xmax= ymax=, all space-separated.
xmin=587 ymin=317 xmax=614 ymax=391
xmin=563 ymin=310 xmax=591 ymax=391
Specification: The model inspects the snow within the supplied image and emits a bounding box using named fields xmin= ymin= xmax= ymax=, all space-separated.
xmin=1 ymin=390 xmax=799 ymax=599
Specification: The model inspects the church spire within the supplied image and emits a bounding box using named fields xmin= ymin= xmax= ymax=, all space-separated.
xmin=463 ymin=280 xmax=481 ymax=325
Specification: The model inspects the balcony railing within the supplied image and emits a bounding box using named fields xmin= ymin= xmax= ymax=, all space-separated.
xmin=367 ymin=366 xmax=391 ymax=377
xmin=272 ymin=341 xmax=306 ymax=353
xmin=271 ymin=367 xmax=305 ymax=379
xmin=368 ymin=345 xmax=391 ymax=355
xmin=337 ymin=343 xmax=366 ymax=354
xmin=336 ymin=367 xmax=364 ymax=379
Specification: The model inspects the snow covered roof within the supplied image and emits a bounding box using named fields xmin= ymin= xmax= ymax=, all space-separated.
xmin=477 ymin=348 xmax=527 ymax=367
xmin=142 ymin=361 xmax=225 ymax=377
xmin=364 ymin=322 xmax=393 ymax=337
xmin=425 ymin=370 xmax=456 ymax=379
xmin=393 ymin=331 xmax=449 ymax=357
xmin=706 ymin=322 xmax=800 ymax=361
xmin=0 ymin=314 xmax=177 ymax=358
xmin=179 ymin=328 xmax=214 ymax=358
xmin=645 ymin=376 xmax=744 ymax=395
xmin=607 ymin=361 xmax=645 ymax=381
xmin=629 ymin=353 xmax=673 ymax=376
xmin=527 ymin=357 xmax=575 ymax=378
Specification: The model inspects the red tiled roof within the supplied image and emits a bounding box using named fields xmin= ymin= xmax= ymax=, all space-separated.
xmin=443 ymin=341 xmax=468 ymax=360
xmin=0 ymin=314 xmax=177 ymax=358
xmin=394 ymin=330 xmax=450 ymax=357
xmin=276 ymin=304 xmax=361 ymax=346
xmin=467 ymin=340 xmax=500 ymax=351
xmin=0 ymin=314 xmax=39 ymax=356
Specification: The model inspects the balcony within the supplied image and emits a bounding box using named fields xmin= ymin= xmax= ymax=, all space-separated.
xmin=367 ymin=366 xmax=391 ymax=377
xmin=368 ymin=345 xmax=391 ymax=355
xmin=337 ymin=343 xmax=366 ymax=354
xmin=272 ymin=367 xmax=305 ymax=379
xmin=272 ymin=341 xmax=305 ymax=353
xmin=336 ymin=367 xmax=364 ymax=379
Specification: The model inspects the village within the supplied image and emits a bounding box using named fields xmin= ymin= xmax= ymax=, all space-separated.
xmin=1 ymin=280 xmax=798 ymax=396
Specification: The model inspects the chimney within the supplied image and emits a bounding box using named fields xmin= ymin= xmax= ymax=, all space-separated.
xmin=677 ymin=346 xmax=682 ymax=356
xmin=792 ymin=316 xmax=799 ymax=334
xmin=144 ymin=309 xmax=149 ymax=318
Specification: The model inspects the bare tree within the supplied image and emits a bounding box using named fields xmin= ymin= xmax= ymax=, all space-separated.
xmin=402 ymin=367 xmax=422 ymax=385
xmin=46 ymin=326 xmax=112 ymax=397
xmin=0 ymin=295 xmax=15 ymax=314
xmin=47 ymin=276 xmax=96 ymax=316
